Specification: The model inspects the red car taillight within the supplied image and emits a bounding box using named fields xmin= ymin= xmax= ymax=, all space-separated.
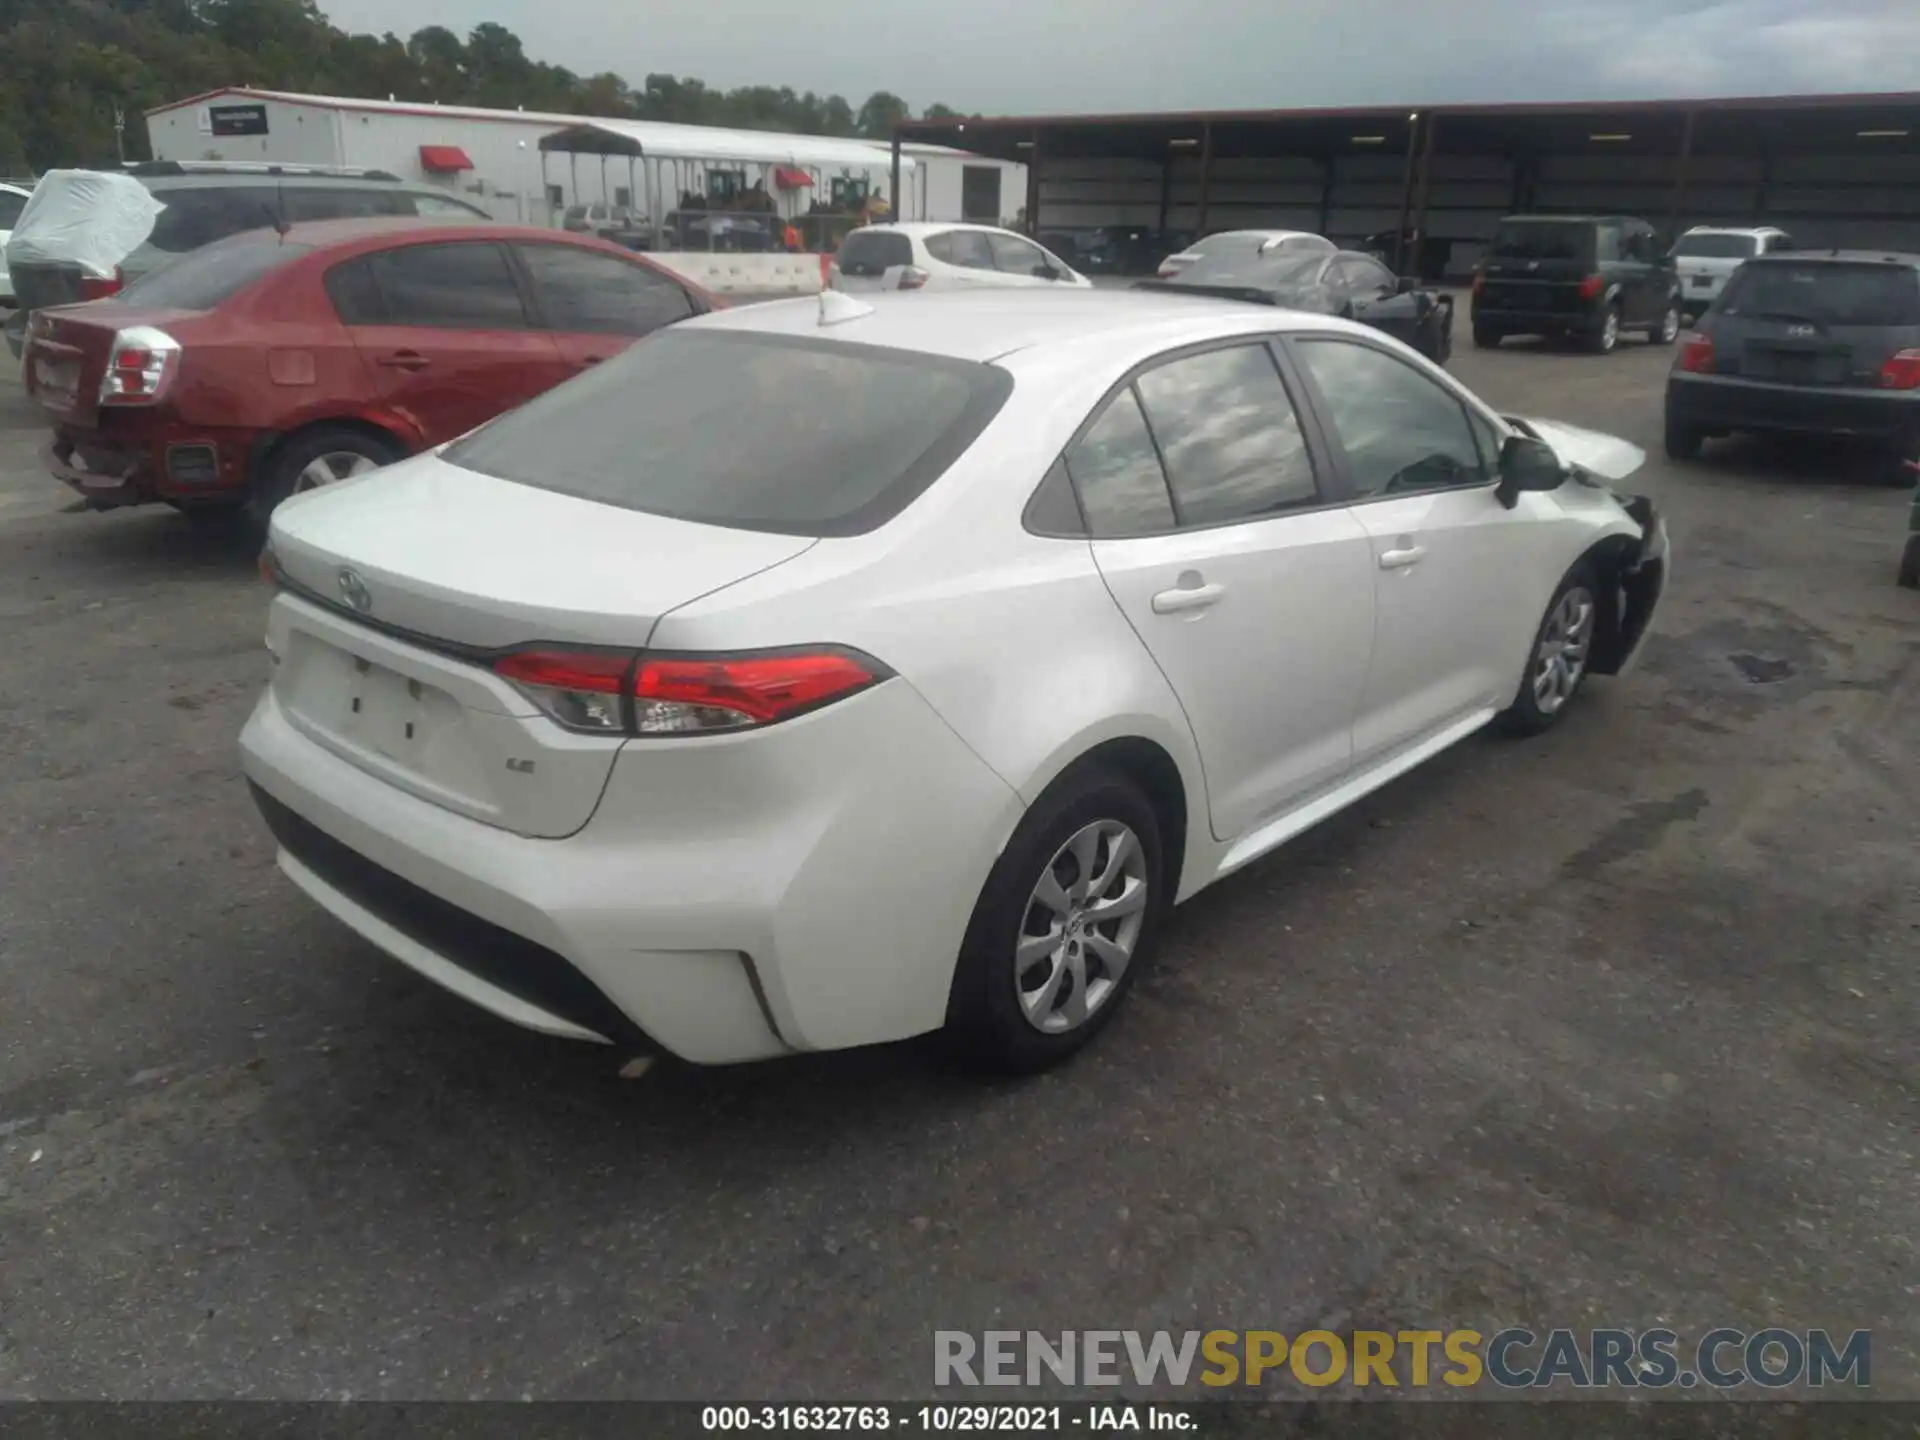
xmin=98 ymin=325 xmax=181 ymax=405
xmin=1577 ymin=273 xmax=1605 ymax=300
xmin=492 ymin=647 xmax=888 ymax=736
xmin=79 ymin=268 xmax=123 ymax=301
xmin=1678 ymin=333 xmax=1716 ymax=374
xmin=1471 ymin=271 xmax=1486 ymax=298
xmin=897 ymin=265 xmax=930 ymax=291
xmin=1879 ymin=350 xmax=1920 ymax=390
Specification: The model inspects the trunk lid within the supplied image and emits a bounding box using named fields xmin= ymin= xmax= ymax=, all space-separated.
xmin=264 ymin=453 xmax=817 ymax=838
xmin=23 ymin=302 xmax=205 ymax=424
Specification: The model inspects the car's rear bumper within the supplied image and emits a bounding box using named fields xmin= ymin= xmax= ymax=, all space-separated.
xmin=240 ymin=673 xmax=1024 ymax=1065
xmin=1472 ymin=301 xmax=1605 ymax=333
xmin=45 ymin=421 xmax=259 ymax=508
xmin=1666 ymin=373 xmax=1920 ymax=441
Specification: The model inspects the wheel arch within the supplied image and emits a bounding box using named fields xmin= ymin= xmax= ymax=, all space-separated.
xmin=1572 ymin=530 xmax=1648 ymax=676
xmin=1022 ymin=729 xmax=1199 ymax=902
xmin=246 ymin=413 xmax=419 ymax=497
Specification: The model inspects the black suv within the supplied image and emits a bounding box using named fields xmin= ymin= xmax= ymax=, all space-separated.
xmin=1664 ymin=249 xmax=1920 ymax=487
xmin=1472 ymin=214 xmax=1683 ymax=354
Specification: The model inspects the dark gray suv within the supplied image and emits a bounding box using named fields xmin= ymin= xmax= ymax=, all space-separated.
xmin=1664 ymin=250 xmax=1920 ymax=487
xmin=5 ymin=161 xmax=489 ymax=357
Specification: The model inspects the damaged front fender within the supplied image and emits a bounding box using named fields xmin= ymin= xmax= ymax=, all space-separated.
xmin=1590 ymin=496 xmax=1669 ymax=677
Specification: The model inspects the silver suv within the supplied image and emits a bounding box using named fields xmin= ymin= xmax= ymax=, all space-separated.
xmin=5 ymin=161 xmax=489 ymax=356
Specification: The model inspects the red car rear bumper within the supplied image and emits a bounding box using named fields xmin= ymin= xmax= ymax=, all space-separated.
xmin=48 ymin=419 xmax=262 ymax=509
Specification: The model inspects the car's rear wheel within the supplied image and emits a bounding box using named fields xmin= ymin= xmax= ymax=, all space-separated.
xmin=1664 ymin=415 xmax=1705 ymax=461
xmin=1472 ymin=322 xmax=1503 ymax=349
xmin=247 ymin=425 xmax=404 ymax=531
xmin=1586 ymin=304 xmax=1622 ymax=355
xmin=1499 ymin=564 xmax=1599 ymax=736
xmin=944 ymin=767 xmax=1165 ymax=1074
xmin=1651 ymin=300 xmax=1681 ymax=345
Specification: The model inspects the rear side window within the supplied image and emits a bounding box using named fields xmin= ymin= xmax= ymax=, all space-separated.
xmin=408 ymin=192 xmax=488 ymax=218
xmin=1065 ymin=388 xmax=1176 ymax=538
xmin=365 ymin=242 xmax=529 ymax=329
xmin=1673 ymin=233 xmax=1757 ymax=260
xmin=987 ymin=233 xmax=1048 ymax=275
xmin=1134 ymin=345 xmax=1318 ymax=524
xmin=1490 ymin=221 xmax=1594 ymax=264
xmin=0 ymin=189 xmax=26 ymax=228
xmin=147 ymin=186 xmax=283 ymax=253
xmin=925 ymin=230 xmax=995 ymax=270
xmin=444 ymin=331 xmax=1012 ymax=536
xmin=281 ymin=186 xmax=408 ymax=222
xmin=324 ymin=257 xmax=388 ymax=324
xmin=1718 ymin=261 xmax=1920 ymax=326
xmin=836 ymin=230 xmax=913 ymax=276
xmin=516 ymin=243 xmax=694 ymax=335
xmin=117 ymin=234 xmax=312 ymax=310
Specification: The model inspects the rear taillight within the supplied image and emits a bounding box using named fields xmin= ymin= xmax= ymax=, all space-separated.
xmin=1879 ymin=350 xmax=1920 ymax=390
xmin=1471 ymin=271 xmax=1486 ymax=298
xmin=1577 ymin=273 xmax=1605 ymax=300
xmin=1156 ymin=262 xmax=1178 ymax=278
xmin=897 ymin=265 xmax=930 ymax=291
xmin=492 ymin=647 xmax=888 ymax=737
xmin=99 ymin=325 xmax=181 ymax=405
xmin=1678 ymin=333 xmax=1716 ymax=374
xmin=79 ymin=268 xmax=123 ymax=301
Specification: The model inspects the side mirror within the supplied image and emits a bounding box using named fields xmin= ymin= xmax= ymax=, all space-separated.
xmin=1495 ymin=434 xmax=1565 ymax=509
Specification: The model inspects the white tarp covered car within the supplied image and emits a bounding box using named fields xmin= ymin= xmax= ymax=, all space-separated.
xmin=3 ymin=170 xmax=163 ymax=357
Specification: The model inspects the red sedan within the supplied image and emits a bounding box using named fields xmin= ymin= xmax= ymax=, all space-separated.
xmin=21 ymin=218 xmax=715 ymax=527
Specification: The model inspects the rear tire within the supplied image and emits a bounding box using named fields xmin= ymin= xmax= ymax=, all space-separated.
xmin=1472 ymin=322 xmax=1503 ymax=350
xmin=1664 ymin=415 xmax=1705 ymax=461
xmin=943 ymin=767 xmax=1166 ymax=1074
xmin=1499 ymin=563 xmax=1600 ymax=737
xmin=1585 ymin=303 xmax=1622 ymax=355
xmin=246 ymin=425 xmax=405 ymax=533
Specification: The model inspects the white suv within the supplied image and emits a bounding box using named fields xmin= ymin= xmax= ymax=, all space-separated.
xmin=1671 ymin=226 xmax=1794 ymax=318
xmin=831 ymin=222 xmax=1090 ymax=293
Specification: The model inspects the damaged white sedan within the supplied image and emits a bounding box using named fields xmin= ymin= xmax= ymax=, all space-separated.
xmin=242 ymin=289 xmax=1667 ymax=1075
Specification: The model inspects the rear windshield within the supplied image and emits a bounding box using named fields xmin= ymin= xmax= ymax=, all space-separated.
xmin=118 ymin=233 xmax=312 ymax=310
xmin=1718 ymin=261 xmax=1920 ymax=326
xmin=1673 ymin=233 xmax=1756 ymax=259
xmin=1490 ymin=221 xmax=1594 ymax=263
xmin=836 ymin=230 xmax=913 ymax=276
xmin=1171 ymin=249 xmax=1326 ymax=291
xmin=444 ymin=330 xmax=1014 ymax=536
xmin=147 ymin=186 xmax=289 ymax=253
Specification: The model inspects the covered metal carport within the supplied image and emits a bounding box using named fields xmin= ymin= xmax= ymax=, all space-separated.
xmin=894 ymin=92 xmax=1920 ymax=279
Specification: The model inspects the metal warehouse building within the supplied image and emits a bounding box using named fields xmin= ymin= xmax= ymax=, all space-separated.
xmin=146 ymin=88 xmax=1025 ymax=229
xmin=893 ymin=92 xmax=1920 ymax=278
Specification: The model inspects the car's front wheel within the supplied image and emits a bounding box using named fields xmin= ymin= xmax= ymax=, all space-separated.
xmin=945 ymin=767 xmax=1165 ymax=1073
xmin=1651 ymin=300 xmax=1681 ymax=345
xmin=1499 ymin=565 xmax=1600 ymax=736
xmin=1586 ymin=303 xmax=1622 ymax=354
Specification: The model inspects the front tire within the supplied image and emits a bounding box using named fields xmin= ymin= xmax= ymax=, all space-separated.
xmin=1651 ymin=300 xmax=1680 ymax=345
xmin=247 ymin=425 xmax=404 ymax=532
xmin=944 ymin=768 xmax=1165 ymax=1074
xmin=1499 ymin=565 xmax=1600 ymax=736
xmin=1586 ymin=303 xmax=1622 ymax=355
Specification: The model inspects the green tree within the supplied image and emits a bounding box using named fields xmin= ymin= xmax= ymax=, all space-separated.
xmin=857 ymin=91 xmax=910 ymax=139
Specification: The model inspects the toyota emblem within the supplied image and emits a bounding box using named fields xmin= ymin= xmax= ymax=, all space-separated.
xmin=336 ymin=567 xmax=372 ymax=613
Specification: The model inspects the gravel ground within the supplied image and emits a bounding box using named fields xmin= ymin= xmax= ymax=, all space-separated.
xmin=0 ymin=317 xmax=1915 ymax=1404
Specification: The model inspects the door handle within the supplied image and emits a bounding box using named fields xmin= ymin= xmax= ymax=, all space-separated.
xmin=1378 ymin=545 xmax=1427 ymax=570
xmin=377 ymin=351 xmax=430 ymax=372
xmin=1151 ymin=581 xmax=1225 ymax=614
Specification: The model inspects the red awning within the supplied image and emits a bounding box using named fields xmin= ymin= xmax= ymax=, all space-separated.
xmin=418 ymin=144 xmax=474 ymax=173
xmin=773 ymin=166 xmax=813 ymax=189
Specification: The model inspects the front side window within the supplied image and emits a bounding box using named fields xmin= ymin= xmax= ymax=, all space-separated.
xmin=987 ymin=233 xmax=1048 ymax=276
xmin=366 ymin=241 xmax=529 ymax=329
xmin=1294 ymin=339 xmax=1488 ymax=499
xmin=517 ymin=243 xmax=694 ymax=336
xmin=1064 ymin=387 xmax=1176 ymax=538
xmin=1133 ymin=345 xmax=1318 ymax=525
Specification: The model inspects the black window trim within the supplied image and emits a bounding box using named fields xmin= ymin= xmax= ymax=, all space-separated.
xmin=505 ymin=238 xmax=703 ymax=332
xmin=1278 ymin=331 xmax=1507 ymax=509
xmin=355 ymin=237 xmax=537 ymax=331
xmin=1023 ymin=334 xmax=1342 ymax=540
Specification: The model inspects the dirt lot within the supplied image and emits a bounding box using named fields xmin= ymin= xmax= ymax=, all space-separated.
xmin=0 ymin=322 xmax=1915 ymax=1404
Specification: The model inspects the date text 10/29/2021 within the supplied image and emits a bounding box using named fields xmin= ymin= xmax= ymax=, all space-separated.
xmin=702 ymin=1407 xmax=1191 ymax=1432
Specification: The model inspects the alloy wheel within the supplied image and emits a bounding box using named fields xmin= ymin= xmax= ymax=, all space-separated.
xmin=1659 ymin=305 xmax=1680 ymax=343
xmin=293 ymin=451 xmax=382 ymax=494
xmin=1533 ymin=586 xmax=1595 ymax=715
xmin=1600 ymin=308 xmax=1620 ymax=352
xmin=1015 ymin=819 xmax=1148 ymax=1035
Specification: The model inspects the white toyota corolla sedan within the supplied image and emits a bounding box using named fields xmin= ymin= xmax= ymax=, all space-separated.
xmin=241 ymin=288 xmax=1668 ymax=1074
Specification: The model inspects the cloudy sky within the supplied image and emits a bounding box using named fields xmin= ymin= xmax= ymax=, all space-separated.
xmin=314 ymin=0 xmax=1920 ymax=115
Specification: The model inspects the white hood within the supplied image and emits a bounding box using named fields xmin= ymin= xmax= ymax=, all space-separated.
xmin=1510 ymin=417 xmax=1646 ymax=482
